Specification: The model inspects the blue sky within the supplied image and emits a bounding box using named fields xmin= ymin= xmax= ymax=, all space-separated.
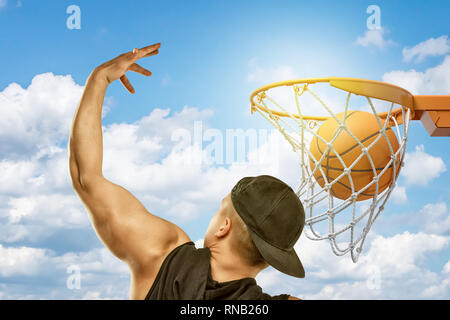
xmin=0 ymin=0 xmax=449 ymax=299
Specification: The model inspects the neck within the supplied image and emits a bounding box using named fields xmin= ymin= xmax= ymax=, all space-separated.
xmin=207 ymin=242 xmax=260 ymax=283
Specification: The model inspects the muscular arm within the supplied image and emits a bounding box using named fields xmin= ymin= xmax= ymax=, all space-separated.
xmin=68 ymin=44 xmax=190 ymax=297
xmin=69 ymin=72 xmax=107 ymax=185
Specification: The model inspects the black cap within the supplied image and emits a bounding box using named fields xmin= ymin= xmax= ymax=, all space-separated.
xmin=231 ymin=175 xmax=305 ymax=278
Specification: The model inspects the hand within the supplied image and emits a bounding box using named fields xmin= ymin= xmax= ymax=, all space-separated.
xmin=91 ymin=43 xmax=161 ymax=94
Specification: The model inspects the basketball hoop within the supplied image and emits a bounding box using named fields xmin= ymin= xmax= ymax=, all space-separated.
xmin=250 ymin=77 xmax=450 ymax=262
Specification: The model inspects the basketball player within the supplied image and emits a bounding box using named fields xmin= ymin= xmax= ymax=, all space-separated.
xmin=69 ymin=43 xmax=305 ymax=300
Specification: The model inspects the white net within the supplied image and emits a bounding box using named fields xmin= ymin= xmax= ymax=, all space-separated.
xmin=252 ymin=82 xmax=410 ymax=262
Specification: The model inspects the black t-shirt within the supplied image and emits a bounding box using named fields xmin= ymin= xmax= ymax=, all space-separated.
xmin=145 ymin=241 xmax=290 ymax=300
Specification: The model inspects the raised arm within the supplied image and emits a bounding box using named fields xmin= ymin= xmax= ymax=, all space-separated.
xmin=68 ymin=43 xmax=191 ymax=298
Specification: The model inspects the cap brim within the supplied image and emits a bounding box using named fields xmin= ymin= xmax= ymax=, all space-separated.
xmin=249 ymin=229 xmax=305 ymax=278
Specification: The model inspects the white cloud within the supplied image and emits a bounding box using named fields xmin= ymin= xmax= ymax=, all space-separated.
xmin=104 ymin=106 xmax=213 ymax=166
xmin=0 ymin=245 xmax=49 ymax=277
xmin=0 ymin=244 xmax=129 ymax=299
xmin=422 ymin=279 xmax=450 ymax=298
xmin=5 ymin=194 xmax=87 ymax=227
xmin=0 ymin=0 xmax=6 ymax=8
xmin=363 ymin=232 xmax=449 ymax=277
xmin=0 ymin=144 xmax=90 ymax=243
xmin=376 ymin=200 xmax=450 ymax=239
xmin=279 ymin=231 xmax=450 ymax=299
xmin=443 ymin=261 xmax=450 ymax=274
xmin=383 ymin=55 xmax=450 ymax=94
xmin=0 ymin=73 xmax=84 ymax=159
xmin=422 ymin=260 xmax=450 ymax=298
xmin=0 ymin=73 xmax=111 ymax=161
xmin=403 ymin=36 xmax=450 ymax=63
xmin=401 ymin=145 xmax=446 ymax=186
xmin=420 ymin=202 xmax=450 ymax=235
xmin=253 ymin=231 xmax=450 ymax=299
xmin=390 ymin=185 xmax=407 ymax=204
xmin=356 ymin=28 xmax=395 ymax=50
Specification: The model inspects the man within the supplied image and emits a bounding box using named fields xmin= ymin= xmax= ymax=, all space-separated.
xmin=69 ymin=43 xmax=305 ymax=300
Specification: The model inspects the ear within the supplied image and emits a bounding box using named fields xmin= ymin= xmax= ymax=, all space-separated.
xmin=214 ymin=217 xmax=232 ymax=238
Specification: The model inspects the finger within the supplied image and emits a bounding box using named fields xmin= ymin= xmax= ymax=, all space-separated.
xmin=132 ymin=49 xmax=159 ymax=59
xmin=120 ymin=75 xmax=135 ymax=94
xmin=139 ymin=42 xmax=161 ymax=54
xmin=132 ymin=43 xmax=161 ymax=59
xmin=128 ymin=63 xmax=152 ymax=76
xmin=142 ymin=49 xmax=159 ymax=58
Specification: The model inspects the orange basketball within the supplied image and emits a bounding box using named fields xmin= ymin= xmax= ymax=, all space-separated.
xmin=309 ymin=111 xmax=400 ymax=201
